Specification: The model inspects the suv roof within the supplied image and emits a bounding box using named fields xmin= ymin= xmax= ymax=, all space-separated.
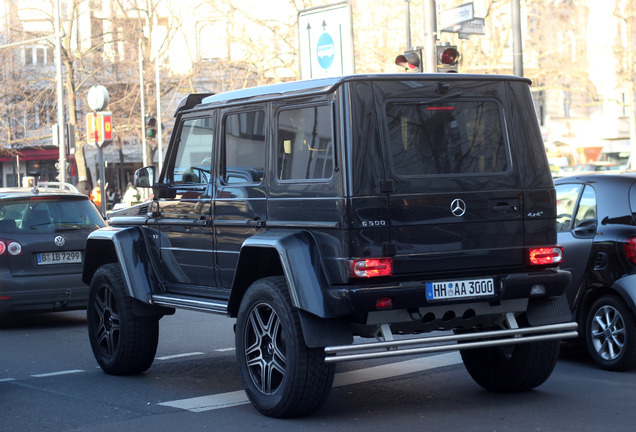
xmin=190 ymin=73 xmax=532 ymax=109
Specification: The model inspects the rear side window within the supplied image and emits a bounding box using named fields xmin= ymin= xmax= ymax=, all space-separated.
xmin=223 ymin=110 xmax=266 ymax=184
xmin=385 ymin=100 xmax=508 ymax=176
xmin=277 ymin=105 xmax=334 ymax=181
xmin=0 ymin=198 xmax=105 ymax=233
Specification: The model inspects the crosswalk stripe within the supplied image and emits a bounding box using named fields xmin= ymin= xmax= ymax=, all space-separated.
xmin=158 ymin=352 xmax=462 ymax=412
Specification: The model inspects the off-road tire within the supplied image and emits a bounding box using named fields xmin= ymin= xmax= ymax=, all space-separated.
xmin=586 ymin=295 xmax=636 ymax=371
xmin=87 ymin=263 xmax=159 ymax=375
xmin=460 ymin=339 xmax=560 ymax=392
xmin=235 ymin=276 xmax=335 ymax=418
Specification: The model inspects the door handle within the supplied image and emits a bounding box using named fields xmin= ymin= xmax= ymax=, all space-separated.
xmin=492 ymin=204 xmax=520 ymax=213
xmin=247 ymin=218 xmax=265 ymax=228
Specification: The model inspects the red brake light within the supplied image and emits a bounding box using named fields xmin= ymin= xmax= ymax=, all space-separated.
xmin=623 ymin=238 xmax=636 ymax=265
xmin=528 ymin=246 xmax=563 ymax=265
xmin=351 ymin=258 xmax=393 ymax=278
xmin=0 ymin=240 xmax=5 ymax=255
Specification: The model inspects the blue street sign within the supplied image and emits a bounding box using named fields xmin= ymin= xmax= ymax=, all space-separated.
xmin=316 ymin=32 xmax=335 ymax=70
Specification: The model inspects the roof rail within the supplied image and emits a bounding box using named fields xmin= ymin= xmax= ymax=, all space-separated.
xmin=174 ymin=93 xmax=214 ymax=117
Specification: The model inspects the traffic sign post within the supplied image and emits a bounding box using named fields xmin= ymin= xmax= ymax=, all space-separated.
xmin=86 ymin=111 xmax=113 ymax=148
xmin=86 ymin=86 xmax=110 ymax=216
xmin=298 ymin=2 xmax=355 ymax=79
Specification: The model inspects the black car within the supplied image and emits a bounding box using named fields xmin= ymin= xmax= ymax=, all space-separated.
xmin=556 ymin=173 xmax=636 ymax=370
xmin=0 ymin=186 xmax=106 ymax=313
xmin=83 ymin=74 xmax=576 ymax=418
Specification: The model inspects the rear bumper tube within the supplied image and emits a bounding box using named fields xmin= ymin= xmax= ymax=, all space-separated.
xmin=324 ymin=321 xmax=578 ymax=363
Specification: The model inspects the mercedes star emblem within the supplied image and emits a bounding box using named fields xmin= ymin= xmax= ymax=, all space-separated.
xmin=450 ymin=199 xmax=467 ymax=217
xmin=54 ymin=235 xmax=66 ymax=247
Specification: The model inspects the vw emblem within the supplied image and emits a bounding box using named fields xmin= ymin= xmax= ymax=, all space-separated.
xmin=450 ymin=199 xmax=467 ymax=217
xmin=54 ymin=236 xmax=66 ymax=247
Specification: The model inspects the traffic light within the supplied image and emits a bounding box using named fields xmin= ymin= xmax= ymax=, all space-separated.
xmin=145 ymin=115 xmax=157 ymax=139
xmin=437 ymin=44 xmax=460 ymax=73
xmin=395 ymin=49 xmax=422 ymax=72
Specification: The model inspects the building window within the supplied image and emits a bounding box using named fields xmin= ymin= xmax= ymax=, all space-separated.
xmin=24 ymin=45 xmax=54 ymax=66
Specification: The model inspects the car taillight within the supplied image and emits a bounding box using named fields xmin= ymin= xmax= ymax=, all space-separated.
xmin=623 ymin=237 xmax=636 ymax=265
xmin=528 ymin=246 xmax=563 ymax=265
xmin=0 ymin=240 xmax=22 ymax=256
xmin=350 ymin=258 xmax=393 ymax=278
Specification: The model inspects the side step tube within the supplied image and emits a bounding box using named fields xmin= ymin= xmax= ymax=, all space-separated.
xmin=324 ymin=322 xmax=578 ymax=363
xmin=152 ymin=294 xmax=228 ymax=315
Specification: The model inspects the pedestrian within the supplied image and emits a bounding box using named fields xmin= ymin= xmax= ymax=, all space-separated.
xmin=122 ymin=182 xmax=141 ymax=207
xmin=90 ymin=180 xmax=102 ymax=208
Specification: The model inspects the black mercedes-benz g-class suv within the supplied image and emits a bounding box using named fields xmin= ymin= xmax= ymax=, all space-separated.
xmin=83 ymin=74 xmax=576 ymax=418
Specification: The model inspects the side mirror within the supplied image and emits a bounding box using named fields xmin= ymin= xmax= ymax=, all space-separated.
xmin=134 ymin=166 xmax=155 ymax=188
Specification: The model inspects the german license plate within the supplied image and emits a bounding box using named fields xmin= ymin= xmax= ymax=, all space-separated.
xmin=426 ymin=278 xmax=495 ymax=301
xmin=36 ymin=251 xmax=82 ymax=265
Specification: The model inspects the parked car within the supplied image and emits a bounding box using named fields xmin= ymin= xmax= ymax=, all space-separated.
xmin=556 ymin=173 xmax=636 ymax=370
xmin=0 ymin=186 xmax=106 ymax=313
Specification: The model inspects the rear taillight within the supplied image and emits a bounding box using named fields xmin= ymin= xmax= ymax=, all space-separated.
xmin=0 ymin=240 xmax=21 ymax=256
xmin=350 ymin=258 xmax=393 ymax=278
xmin=623 ymin=237 xmax=636 ymax=265
xmin=528 ymin=246 xmax=563 ymax=265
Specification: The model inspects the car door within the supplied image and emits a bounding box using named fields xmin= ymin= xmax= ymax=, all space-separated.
xmin=214 ymin=107 xmax=268 ymax=288
xmin=155 ymin=114 xmax=219 ymax=297
xmin=556 ymin=182 xmax=597 ymax=308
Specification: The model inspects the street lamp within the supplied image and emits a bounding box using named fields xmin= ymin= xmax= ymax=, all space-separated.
xmin=54 ymin=0 xmax=66 ymax=182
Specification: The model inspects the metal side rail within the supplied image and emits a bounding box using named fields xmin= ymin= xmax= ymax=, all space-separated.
xmin=324 ymin=322 xmax=578 ymax=363
xmin=152 ymin=294 xmax=228 ymax=315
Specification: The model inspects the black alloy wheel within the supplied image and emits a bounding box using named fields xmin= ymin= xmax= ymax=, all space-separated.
xmin=87 ymin=263 xmax=159 ymax=375
xmin=235 ymin=276 xmax=334 ymax=417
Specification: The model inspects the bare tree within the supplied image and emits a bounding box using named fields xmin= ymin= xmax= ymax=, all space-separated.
xmin=614 ymin=0 xmax=636 ymax=169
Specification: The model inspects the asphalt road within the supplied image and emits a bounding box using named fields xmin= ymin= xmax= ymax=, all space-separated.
xmin=2 ymin=309 xmax=635 ymax=432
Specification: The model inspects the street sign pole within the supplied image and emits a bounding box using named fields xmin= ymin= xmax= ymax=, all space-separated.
xmin=98 ymin=136 xmax=106 ymax=216
xmin=54 ymin=0 xmax=66 ymax=183
xmin=423 ymin=0 xmax=437 ymax=73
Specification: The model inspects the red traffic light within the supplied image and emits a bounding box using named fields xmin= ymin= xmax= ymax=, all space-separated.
xmin=395 ymin=49 xmax=422 ymax=72
xmin=438 ymin=47 xmax=459 ymax=65
xmin=436 ymin=45 xmax=460 ymax=72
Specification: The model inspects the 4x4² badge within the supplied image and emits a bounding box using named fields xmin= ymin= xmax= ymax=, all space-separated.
xmin=450 ymin=198 xmax=466 ymax=217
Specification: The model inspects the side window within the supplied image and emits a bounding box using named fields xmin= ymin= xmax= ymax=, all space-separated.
xmin=171 ymin=117 xmax=214 ymax=185
xmin=556 ymin=183 xmax=583 ymax=232
xmin=573 ymin=185 xmax=597 ymax=227
xmin=277 ymin=105 xmax=334 ymax=181
xmin=223 ymin=110 xmax=266 ymax=184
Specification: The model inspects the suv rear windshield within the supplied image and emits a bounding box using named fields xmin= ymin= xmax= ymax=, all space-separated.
xmin=385 ymin=99 xmax=508 ymax=176
xmin=0 ymin=197 xmax=105 ymax=233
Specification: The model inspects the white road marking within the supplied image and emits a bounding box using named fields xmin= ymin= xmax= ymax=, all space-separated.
xmin=158 ymin=352 xmax=462 ymax=412
xmin=156 ymin=352 xmax=206 ymax=361
xmin=0 ymin=378 xmax=16 ymax=382
xmin=31 ymin=369 xmax=85 ymax=378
